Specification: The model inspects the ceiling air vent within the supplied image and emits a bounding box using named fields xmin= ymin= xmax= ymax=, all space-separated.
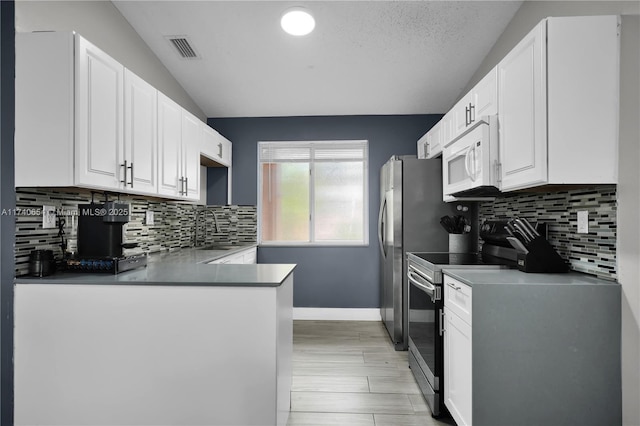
xmin=165 ymin=35 xmax=200 ymax=59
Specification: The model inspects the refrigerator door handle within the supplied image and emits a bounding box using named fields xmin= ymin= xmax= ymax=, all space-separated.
xmin=377 ymin=197 xmax=387 ymax=258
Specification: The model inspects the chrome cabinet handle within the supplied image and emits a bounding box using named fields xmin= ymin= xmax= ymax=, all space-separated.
xmin=439 ymin=309 xmax=445 ymax=336
xmin=120 ymin=160 xmax=128 ymax=187
xmin=128 ymin=162 xmax=134 ymax=188
xmin=218 ymin=142 xmax=223 ymax=158
xmin=185 ymin=177 xmax=188 ymax=195
xmin=447 ymin=282 xmax=462 ymax=291
xmin=469 ymin=103 xmax=475 ymax=124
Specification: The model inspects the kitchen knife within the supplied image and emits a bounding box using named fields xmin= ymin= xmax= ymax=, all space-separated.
xmin=520 ymin=218 xmax=540 ymax=238
xmin=515 ymin=218 xmax=537 ymax=241
xmin=511 ymin=221 xmax=532 ymax=244
xmin=506 ymin=236 xmax=529 ymax=254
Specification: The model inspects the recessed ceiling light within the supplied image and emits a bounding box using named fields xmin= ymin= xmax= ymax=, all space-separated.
xmin=280 ymin=7 xmax=315 ymax=36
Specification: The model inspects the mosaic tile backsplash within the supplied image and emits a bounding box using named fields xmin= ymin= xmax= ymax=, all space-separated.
xmin=479 ymin=186 xmax=617 ymax=280
xmin=14 ymin=188 xmax=257 ymax=276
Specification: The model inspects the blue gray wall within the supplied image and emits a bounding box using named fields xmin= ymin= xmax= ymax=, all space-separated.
xmin=207 ymin=115 xmax=441 ymax=308
xmin=1 ymin=1 xmax=15 ymax=423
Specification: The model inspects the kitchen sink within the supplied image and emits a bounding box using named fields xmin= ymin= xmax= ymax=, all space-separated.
xmin=197 ymin=244 xmax=244 ymax=250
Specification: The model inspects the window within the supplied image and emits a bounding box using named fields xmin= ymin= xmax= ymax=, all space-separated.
xmin=258 ymin=140 xmax=368 ymax=245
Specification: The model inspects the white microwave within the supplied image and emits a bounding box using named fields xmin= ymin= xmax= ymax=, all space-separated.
xmin=442 ymin=116 xmax=499 ymax=197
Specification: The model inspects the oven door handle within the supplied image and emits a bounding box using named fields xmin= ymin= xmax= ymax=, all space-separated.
xmin=408 ymin=271 xmax=441 ymax=301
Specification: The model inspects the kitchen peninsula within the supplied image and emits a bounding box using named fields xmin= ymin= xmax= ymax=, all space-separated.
xmin=14 ymin=247 xmax=295 ymax=426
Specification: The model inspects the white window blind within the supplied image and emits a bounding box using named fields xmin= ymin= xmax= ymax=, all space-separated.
xmin=258 ymin=140 xmax=368 ymax=245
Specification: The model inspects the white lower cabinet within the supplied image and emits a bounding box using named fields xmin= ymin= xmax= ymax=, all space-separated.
xmin=444 ymin=276 xmax=472 ymax=426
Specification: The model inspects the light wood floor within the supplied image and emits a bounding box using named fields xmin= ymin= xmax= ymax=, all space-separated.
xmin=287 ymin=320 xmax=455 ymax=426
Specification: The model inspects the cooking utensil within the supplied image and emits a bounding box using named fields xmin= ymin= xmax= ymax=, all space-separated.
xmin=440 ymin=216 xmax=455 ymax=233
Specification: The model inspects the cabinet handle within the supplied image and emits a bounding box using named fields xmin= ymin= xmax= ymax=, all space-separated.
xmin=469 ymin=104 xmax=475 ymax=124
xmin=185 ymin=177 xmax=188 ymax=195
xmin=494 ymin=160 xmax=502 ymax=184
xmin=128 ymin=162 xmax=134 ymax=188
xmin=120 ymin=160 xmax=128 ymax=187
xmin=447 ymin=282 xmax=461 ymax=291
xmin=465 ymin=106 xmax=470 ymax=126
xmin=218 ymin=142 xmax=223 ymax=158
xmin=439 ymin=309 xmax=445 ymax=336
xmin=179 ymin=177 xmax=185 ymax=195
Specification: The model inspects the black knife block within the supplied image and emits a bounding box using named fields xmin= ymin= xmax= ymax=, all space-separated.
xmin=516 ymin=237 xmax=569 ymax=273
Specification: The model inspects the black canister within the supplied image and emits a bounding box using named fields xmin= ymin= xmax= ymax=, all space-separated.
xmin=28 ymin=250 xmax=55 ymax=277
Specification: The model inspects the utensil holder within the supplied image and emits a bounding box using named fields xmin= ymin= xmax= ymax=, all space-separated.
xmin=449 ymin=234 xmax=472 ymax=253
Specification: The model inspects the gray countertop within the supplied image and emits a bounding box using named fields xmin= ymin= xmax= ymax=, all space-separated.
xmin=443 ymin=268 xmax=618 ymax=287
xmin=15 ymin=244 xmax=296 ymax=287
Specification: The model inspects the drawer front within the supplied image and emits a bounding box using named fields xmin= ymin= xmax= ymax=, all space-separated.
xmin=444 ymin=275 xmax=472 ymax=325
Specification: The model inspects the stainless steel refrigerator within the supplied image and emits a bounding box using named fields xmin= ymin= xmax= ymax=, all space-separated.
xmin=378 ymin=155 xmax=454 ymax=350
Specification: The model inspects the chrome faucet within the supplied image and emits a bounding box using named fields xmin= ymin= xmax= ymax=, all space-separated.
xmin=193 ymin=207 xmax=221 ymax=247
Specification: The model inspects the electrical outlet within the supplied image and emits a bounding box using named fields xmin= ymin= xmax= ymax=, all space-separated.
xmin=42 ymin=205 xmax=57 ymax=229
xmin=577 ymin=210 xmax=589 ymax=234
xmin=145 ymin=210 xmax=154 ymax=226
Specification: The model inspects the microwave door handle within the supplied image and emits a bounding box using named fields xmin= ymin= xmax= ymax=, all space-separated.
xmin=464 ymin=146 xmax=476 ymax=182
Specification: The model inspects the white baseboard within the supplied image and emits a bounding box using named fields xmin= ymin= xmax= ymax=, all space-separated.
xmin=293 ymin=308 xmax=381 ymax=321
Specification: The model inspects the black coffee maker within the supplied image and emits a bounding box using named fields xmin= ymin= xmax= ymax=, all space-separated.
xmin=77 ymin=201 xmax=130 ymax=258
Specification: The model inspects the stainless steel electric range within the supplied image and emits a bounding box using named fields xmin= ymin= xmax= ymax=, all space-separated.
xmin=406 ymin=220 xmax=520 ymax=417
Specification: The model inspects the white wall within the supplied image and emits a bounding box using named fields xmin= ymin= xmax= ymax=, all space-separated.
xmin=15 ymin=0 xmax=205 ymax=121
xmin=460 ymin=2 xmax=640 ymax=424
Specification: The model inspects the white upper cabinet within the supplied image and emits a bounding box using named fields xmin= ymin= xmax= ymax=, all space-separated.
xmin=417 ymin=113 xmax=452 ymax=159
xmin=202 ymin=124 xmax=232 ymax=167
xmin=157 ymin=94 xmax=201 ymax=201
xmin=498 ymin=15 xmax=620 ymax=191
xmin=181 ymin=110 xmax=202 ymax=200
xmin=124 ymin=69 xmax=158 ymax=195
xmin=451 ymin=67 xmax=498 ymax=143
xmin=157 ymin=92 xmax=183 ymax=198
xmin=418 ymin=120 xmax=443 ymax=159
xmin=75 ymin=36 xmax=125 ymax=189
xmin=16 ymin=31 xmax=226 ymax=202
xmin=497 ymin=23 xmax=547 ymax=191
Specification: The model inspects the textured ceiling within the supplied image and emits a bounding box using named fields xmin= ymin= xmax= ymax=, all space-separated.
xmin=113 ymin=1 xmax=522 ymax=118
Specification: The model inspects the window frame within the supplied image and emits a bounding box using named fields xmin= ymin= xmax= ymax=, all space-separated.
xmin=257 ymin=140 xmax=369 ymax=247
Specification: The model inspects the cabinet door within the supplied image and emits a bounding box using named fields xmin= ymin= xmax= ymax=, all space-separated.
xmin=417 ymin=133 xmax=429 ymax=159
xmin=452 ymin=93 xmax=473 ymax=139
xmin=75 ymin=36 xmax=124 ymax=189
xmin=426 ymin=121 xmax=443 ymax=159
xmin=202 ymin=124 xmax=231 ymax=167
xmin=157 ymin=92 xmax=182 ymax=197
xmin=182 ymin=110 xmax=202 ymax=200
xmin=124 ymin=69 xmax=157 ymax=195
xmin=472 ymin=67 xmax=498 ymax=118
xmin=498 ymin=22 xmax=548 ymax=191
xmin=444 ymin=307 xmax=472 ymax=426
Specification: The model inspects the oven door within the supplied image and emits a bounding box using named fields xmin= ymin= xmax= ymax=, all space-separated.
xmin=408 ymin=264 xmax=443 ymax=415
